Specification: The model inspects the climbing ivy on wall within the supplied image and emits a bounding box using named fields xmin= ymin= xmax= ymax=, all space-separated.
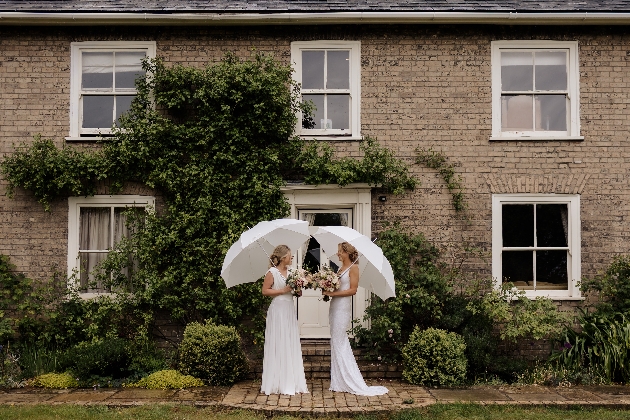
xmin=0 ymin=53 xmax=417 ymax=342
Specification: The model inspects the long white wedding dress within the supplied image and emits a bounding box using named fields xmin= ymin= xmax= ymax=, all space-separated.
xmin=260 ymin=267 xmax=309 ymax=395
xmin=329 ymin=268 xmax=389 ymax=395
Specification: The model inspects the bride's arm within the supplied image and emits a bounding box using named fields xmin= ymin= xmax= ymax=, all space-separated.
xmin=261 ymin=271 xmax=291 ymax=296
xmin=324 ymin=265 xmax=359 ymax=297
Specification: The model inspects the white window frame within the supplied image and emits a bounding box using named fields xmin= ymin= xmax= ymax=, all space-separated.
xmin=68 ymin=41 xmax=156 ymax=141
xmin=68 ymin=195 xmax=155 ymax=298
xmin=491 ymin=40 xmax=582 ymax=141
xmin=492 ymin=194 xmax=581 ymax=300
xmin=291 ymin=41 xmax=361 ymax=140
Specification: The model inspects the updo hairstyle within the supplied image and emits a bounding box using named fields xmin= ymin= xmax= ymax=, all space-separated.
xmin=269 ymin=244 xmax=291 ymax=268
xmin=340 ymin=242 xmax=359 ymax=263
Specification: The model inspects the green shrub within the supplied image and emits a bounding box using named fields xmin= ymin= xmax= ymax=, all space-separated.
xmin=178 ymin=321 xmax=248 ymax=386
xmin=517 ymin=361 xmax=608 ymax=387
xmin=581 ymin=255 xmax=630 ymax=316
xmin=59 ymin=338 xmax=132 ymax=380
xmin=402 ymin=327 xmax=467 ymax=386
xmin=129 ymin=369 xmax=204 ymax=389
xmin=31 ymin=372 xmax=78 ymax=389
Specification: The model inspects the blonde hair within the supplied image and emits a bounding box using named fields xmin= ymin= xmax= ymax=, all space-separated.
xmin=340 ymin=242 xmax=358 ymax=263
xmin=269 ymin=245 xmax=291 ymax=268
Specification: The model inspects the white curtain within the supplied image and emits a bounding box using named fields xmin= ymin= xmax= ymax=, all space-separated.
xmin=79 ymin=208 xmax=110 ymax=292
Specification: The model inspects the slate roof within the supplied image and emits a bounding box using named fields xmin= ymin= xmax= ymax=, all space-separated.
xmin=1 ymin=0 xmax=630 ymax=13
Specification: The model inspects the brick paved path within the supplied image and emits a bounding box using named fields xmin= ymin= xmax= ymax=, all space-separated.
xmin=2 ymin=379 xmax=630 ymax=416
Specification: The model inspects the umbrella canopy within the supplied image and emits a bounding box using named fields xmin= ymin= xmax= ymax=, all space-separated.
xmin=310 ymin=225 xmax=396 ymax=300
xmin=221 ymin=219 xmax=311 ymax=288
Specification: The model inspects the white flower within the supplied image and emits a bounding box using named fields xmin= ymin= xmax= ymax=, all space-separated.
xmin=387 ymin=329 xmax=393 ymax=334
xmin=405 ymin=294 xmax=410 ymax=298
xmin=389 ymin=334 xmax=393 ymax=338
xmin=377 ymin=356 xmax=382 ymax=361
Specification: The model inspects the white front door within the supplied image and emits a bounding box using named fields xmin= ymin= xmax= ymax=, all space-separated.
xmin=297 ymin=209 xmax=353 ymax=338
xmin=282 ymin=183 xmax=372 ymax=338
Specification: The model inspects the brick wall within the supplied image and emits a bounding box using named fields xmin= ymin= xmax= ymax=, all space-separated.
xmin=1 ymin=24 xmax=629 ymax=304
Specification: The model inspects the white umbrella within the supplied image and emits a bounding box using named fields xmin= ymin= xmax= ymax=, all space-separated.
xmin=310 ymin=225 xmax=396 ymax=300
xmin=221 ymin=219 xmax=311 ymax=288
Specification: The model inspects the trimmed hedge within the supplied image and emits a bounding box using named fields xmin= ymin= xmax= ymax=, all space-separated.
xmin=178 ymin=320 xmax=248 ymax=386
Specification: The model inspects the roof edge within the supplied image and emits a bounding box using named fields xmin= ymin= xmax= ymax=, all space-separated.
xmin=2 ymin=11 xmax=630 ymax=26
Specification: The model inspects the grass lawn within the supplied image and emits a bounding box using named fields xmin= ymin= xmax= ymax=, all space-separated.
xmin=1 ymin=404 xmax=630 ymax=420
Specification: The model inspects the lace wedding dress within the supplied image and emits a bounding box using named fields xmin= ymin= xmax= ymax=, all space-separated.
xmin=329 ymin=269 xmax=389 ymax=395
xmin=260 ymin=267 xmax=309 ymax=395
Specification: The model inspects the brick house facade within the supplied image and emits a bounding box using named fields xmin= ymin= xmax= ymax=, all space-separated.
xmin=1 ymin=2 xmax=630 ymax=339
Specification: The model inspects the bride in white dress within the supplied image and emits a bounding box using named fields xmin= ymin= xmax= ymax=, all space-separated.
xmin=260 ymin=245 xmax=308 ymax=395
xmin=322 ymin=242 xmax=389 ymax=396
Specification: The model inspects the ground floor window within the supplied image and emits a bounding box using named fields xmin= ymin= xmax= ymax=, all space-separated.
xmin=68 ymin=195 xmax=154 ymax=297
xmin=491 ymin=194 xmax=581 ymax=299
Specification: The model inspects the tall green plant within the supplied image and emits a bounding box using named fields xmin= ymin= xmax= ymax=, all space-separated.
xmin=552 ymin=313 xmax=630 ymax=383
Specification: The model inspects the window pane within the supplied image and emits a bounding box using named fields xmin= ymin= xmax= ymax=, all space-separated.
xmin=82 ymin=96 xmax=114 ymax=129
xmin=503 ymin=204 xmax=534 ymax=247
xmin=501 ymin=52 xmax=533 ymax=91
xmin=82 ymin=52 xmax=113 ymax=89
xmin=536 ymin=204 xmax=568 ymax=247
xmin=535 ymin=51 xmax=567 ymax=91
xmin=79 ymin=252 xmax=109 ymax=292
xmin=115 ymin=96 xmax=135 ymax=125
xmin=328 ymin=95 xmax=350 ymax=130
xmin=536 ymin=250 xmax=568 ymax=290
xmin=327 ymin=50 xmax=349 ymax=89
xmin=502 ymin=251 xmax=533 ymax=289
xmin=302 ymin=51 xmax=325 ymax=89
xmin=501 ymin=95 xmax=533 ymax=130
xmin=536 ymin=95 xmax=567 ymax=131
xmin=115 ymin=52 xmax=145 ymax=89
xmin=79 ymin=207 xmax=111 ymax=250
xmin=302 ymin=94 xmax=324 ymax=129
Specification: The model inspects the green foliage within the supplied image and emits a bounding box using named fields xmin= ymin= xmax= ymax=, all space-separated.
xmin=58 ymin=338 xmax=133 ymax=380
xmin=416 ymin=147 xmax=467 ymax=212
xmin=581 ymin=255 xmax=630 ymax=316
xmin=402 ymin=327 xmax=467 ymax=386
xmin=0 ymin=136 xmax=108 ymax=211
xmin=468 ymin=283 xmax=570 ymax=343
xmin=517 ymin=360 xmax=608 ymax=387
xmin=296 ymin=137 xmax=417 ymax=194
xmin=31 ymin=372 xmax=79 ymax=389
xmin=178 ymin=320 xmax=248 ymax=386
xmin=129 ymin=369 xmax=204 ymax=389
xmin=351 ymin=224 xmax=447 ymax=362
xmin=552 ymin=313 xmax=630 ymax=383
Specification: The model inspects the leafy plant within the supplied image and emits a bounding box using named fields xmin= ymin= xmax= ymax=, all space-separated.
xmin=581 ymin=255 xmax=630 ymax=316
xmin=58 ymin=338 xmax=133 ymax=380
xmin=178 ymin=320 xmax=248 ymax=386
xmin=551 ymin=312 xmax=630 ymax=383
xmin=402 ymin=327 xmax=467 ymax=386
xmin=415 ymin=147 xmax=466 ymax=213
xmin=31 ymin=372 xmax=79 ymax=389
xmin=128 ymin=369 xmax=204 ymax=389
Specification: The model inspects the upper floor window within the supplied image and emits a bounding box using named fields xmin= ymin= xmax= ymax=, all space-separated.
xmin=68 ymin=41 xmax=156 ymax=140
xmin=491 ymin=41 xmax=582 ymax=141
xmin=291 ymin=41 xmax=361 ymax=139
xmin=492 ymin=194 xmax=581 ymax=300
xmin=68 ymin=195 xmax=155 ymax=297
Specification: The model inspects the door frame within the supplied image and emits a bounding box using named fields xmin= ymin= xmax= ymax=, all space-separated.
xmin=282 ymin=183 xmax=372 ymax=334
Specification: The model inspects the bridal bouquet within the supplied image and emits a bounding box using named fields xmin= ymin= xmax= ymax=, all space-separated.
xmin=311 ymin=266 xmax=340 ymax=302
xmin=286 ymin=267 xmax=313 ymax=297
